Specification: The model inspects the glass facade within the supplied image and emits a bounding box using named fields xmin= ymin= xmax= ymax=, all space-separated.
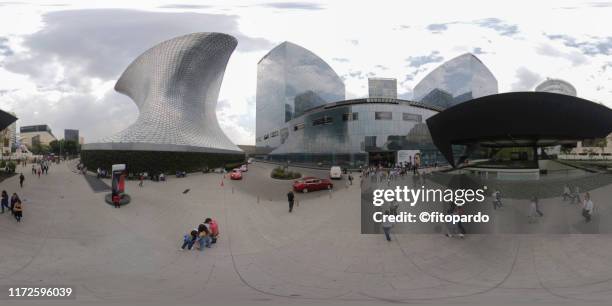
xmin=413 ymin=53 xmax=498 ymax=110
xmin=267 ymin=100 xmax=444 ymax=167
xmin=256 ymin=41 xmax=345 ymax=151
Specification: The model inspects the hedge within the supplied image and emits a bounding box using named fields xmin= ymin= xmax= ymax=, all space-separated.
xmin=80 ymin=150 xmax=245 ymax=174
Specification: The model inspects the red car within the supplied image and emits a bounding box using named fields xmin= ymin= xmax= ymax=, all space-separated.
xmin=292 ymin=176 xmax=333 ymax=193
xmin=230 ymin=169 xmax=242 ymax=180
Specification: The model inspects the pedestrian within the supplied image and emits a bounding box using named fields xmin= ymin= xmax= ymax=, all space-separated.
xmin=563 ymin=184 xmax=571 ymax=201
xmin=112 ymin=193 xmax=121 ymax=208
xmin=37 ymin=168 xmax=41 ymax=178
xmin=31 ymin=164 xmax=35 ymax=175
xmin=348 ymin=173 xmax=353 ymax=185
xmin=10 ymin=193 xmax=19 ymax=215
xmin=181 ymin=230 xmax=198 ymax=250
xmin=528 ymin=196 xmax=543 ymax=223
xmin=19 ymin=173 xmax=25 ymax=188
xmin=287 ymin=190 xmax=295 ymax=213
xmin=492 ymin=190 xmax=502 ymax=209
xmin=138 ymin=174 xmax=144 ymax=187
xmin=13 ymin=199 xmax=23 ymax=222
xmin=582 ymin=192 xmax=594 ymax=223
xmin=382 ymin=210 xmax=393 ymax=241
xmin=1 ymin=190 xmax=8 ymax=214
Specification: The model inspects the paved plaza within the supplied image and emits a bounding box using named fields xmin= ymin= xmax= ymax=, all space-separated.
xmin=1 ymin=161 xmax=612 ymax=305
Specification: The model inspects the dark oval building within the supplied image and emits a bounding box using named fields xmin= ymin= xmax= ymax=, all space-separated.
xmin=426 ymin=91 xmax=612 ymax=167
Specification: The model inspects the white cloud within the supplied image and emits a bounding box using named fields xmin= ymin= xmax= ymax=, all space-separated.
xmin=0 ymin=0 xmax=610 ymax=146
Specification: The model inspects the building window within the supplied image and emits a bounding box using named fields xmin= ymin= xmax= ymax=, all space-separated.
xmin=402 ymin=113 xmax=422 ymax=122
xmin=342 ymin=112 xmax=359 ymax=121
xmin=375 ymin=112 xmax=392 ymax=120
xmin=263 ymin=134 xmax=269 ymax=140
xmin=312 ymin=116 xmax=333 ymax=126
xmin=293 ymin=123 xmax=305 ymax=131
xmin=364 ymin=136 xmax=377 ymax=148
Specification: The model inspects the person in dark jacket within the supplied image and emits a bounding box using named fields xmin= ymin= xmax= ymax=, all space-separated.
xmin=287 ymin=190 xmax=295 ymax=213
xmin=1 ymin=190 xmax=8 ymax=214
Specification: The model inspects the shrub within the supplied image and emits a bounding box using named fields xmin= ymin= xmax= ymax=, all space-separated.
xmin=0 ymin=160 xmax=5 ymax=168
xmin=271 ymin=166 xmax=301 ymax=180
xmin=7 ymin=161 xmax=16 ymax=173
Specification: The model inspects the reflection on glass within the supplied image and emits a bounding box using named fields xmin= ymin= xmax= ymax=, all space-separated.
xmin=256 ymin=41 xmax=345 ymax=150
xmin=413 ymin=53 xmax=498 ymax=109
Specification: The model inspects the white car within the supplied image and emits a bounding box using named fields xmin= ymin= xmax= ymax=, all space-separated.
xmin=329 ymin=166 xmax=342 ymax=179
xmin=240 ymin=164 xmax=248 ymax=172
xmin=247 ymin=158 xmax=254 ymax=164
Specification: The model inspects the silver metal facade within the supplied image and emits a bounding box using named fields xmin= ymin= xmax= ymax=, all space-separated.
xmin=83 ymin=32 xmax=242 ymax=154
xmin=255 ymin=41 xmax=345 ymax=151
xmin=413 ymin=53 xmax=498 ymax=109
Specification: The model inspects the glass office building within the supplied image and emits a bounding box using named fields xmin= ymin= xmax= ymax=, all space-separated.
xmin=256 ymin=41 xmax=345 ymax=151
xmin=413 ymin=53 xmax=498 ymax=109
xmin=267 ymin=98 xmax=444 ymax=167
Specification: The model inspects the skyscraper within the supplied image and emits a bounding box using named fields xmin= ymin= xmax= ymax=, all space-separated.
xmin=64 ymin=129 xmax=79 ymax=142
xmin=256 ymin=41 xmax=345 ymax=150
xmin=413 ymin=53 xmax=498 ymax=109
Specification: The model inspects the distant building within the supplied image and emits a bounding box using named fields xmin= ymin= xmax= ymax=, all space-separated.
xmin=535 ymin=78 xmax=577 ymax=96
xmin=19 ymin=124 xmax=57 ymax=148
xmin=368 ymin=78 xmax=397 ymax=99
xmin=79 ymin=136 xmax=84 ymax=145
xmin=64 ymin=129 xmax=79 ymax=142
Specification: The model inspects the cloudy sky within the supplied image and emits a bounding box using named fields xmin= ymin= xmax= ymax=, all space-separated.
xmin=0 ymin=0 xmax=611 ymax=145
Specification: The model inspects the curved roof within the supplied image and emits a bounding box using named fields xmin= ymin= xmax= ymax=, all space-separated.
xmin=426 ymin=92 xmax=612 ymax=166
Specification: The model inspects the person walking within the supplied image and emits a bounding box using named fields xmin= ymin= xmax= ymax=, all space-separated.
xmin=582 ymin=192 xmax=594 ymax=223
xmin=13 ymin=199 xmax=23 ymax=222
xmin=19 ymin=173 xmax=25 ymax=188
xmin=348 ymin=173 xmax=353 ymax=185
xmin=1 ymin=190 xmax=8 ymax=214
xmin=37 ymin=168 xmax=41 ymax=178
xmin=382 ymin=210 xmax=393 ymax=241
xmin=31 ymin=164 xmax=35 ymax=175
xmin=287 ymin=190 xmax=295 ymax=213
xmin=563 ymin=184 xmax=571 ymax=201
xmin=138 ymin=174 xmax=144 ymax=187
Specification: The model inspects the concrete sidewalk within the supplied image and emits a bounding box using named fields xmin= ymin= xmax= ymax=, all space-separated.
xmin=1 ymin=161 xmax=612 ymax=305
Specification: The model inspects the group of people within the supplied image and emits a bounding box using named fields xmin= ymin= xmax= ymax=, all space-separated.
xmin=1 ymin=190 xmax=23 ymax=222
xmin=181 ymin=218 xmax=220 ymax=251
xmin=31 ymin=160 xmax=50 ymax=177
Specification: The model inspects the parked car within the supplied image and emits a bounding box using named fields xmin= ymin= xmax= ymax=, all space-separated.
xmin=230 ymin=169 xmax=242 ymax=180
xmin=247 ymin=157 xmax=254 ymax=164
xmin=329 ymin=166 xmax=342 ymax=179
xmin=239 ymin=164 xmax=248 ymax=172
xmin=293 ymin=176 xmax=333 ymax=193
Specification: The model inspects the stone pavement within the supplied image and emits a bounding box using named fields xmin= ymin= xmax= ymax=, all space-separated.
xmin=1 ymin=161 xmax=612 ymax=305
